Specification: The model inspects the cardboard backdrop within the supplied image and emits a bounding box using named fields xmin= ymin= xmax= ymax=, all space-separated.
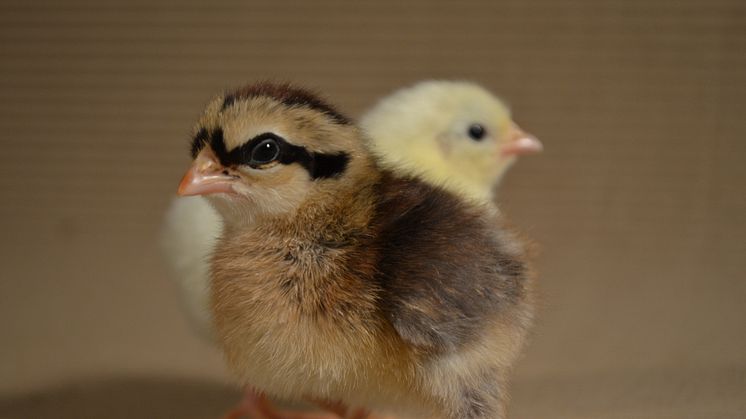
xmin=1 ymin=0 xmax=744 ymax=417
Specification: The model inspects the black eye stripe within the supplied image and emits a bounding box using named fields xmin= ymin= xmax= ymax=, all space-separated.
xmin=208 ymin=128 xmax=229 ymax=163
xmin=204 ymin=129 xmax=349 ymax=179
xmin=190 ymin=127 xmax=209 ymax=158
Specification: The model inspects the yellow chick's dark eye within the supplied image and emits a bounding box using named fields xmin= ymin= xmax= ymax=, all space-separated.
xmin=467 ymin=123 xmax=486 ymax=141
xmin=251 ymin=139 xmax=280 ymax=164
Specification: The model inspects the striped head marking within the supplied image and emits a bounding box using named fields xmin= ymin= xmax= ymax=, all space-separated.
xmin=178 ymin=82 xmax=368 ymax=224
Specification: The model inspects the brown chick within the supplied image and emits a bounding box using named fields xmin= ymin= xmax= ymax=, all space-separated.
xmin=176 ymin=82 xmax=535 ymax=419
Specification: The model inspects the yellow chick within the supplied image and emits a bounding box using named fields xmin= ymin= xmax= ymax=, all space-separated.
xmin=361 ymin=80 xmax=542 ymax=202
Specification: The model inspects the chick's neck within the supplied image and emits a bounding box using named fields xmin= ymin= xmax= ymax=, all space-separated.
xmin=258 ymin=166 xmax=381 ymax=245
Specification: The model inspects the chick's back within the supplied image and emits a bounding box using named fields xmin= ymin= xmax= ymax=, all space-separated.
xmin=370 ymin=171 xmax=534 ymax=354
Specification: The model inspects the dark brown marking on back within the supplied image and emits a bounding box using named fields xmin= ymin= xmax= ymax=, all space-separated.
xmin=370 ymin=170 xmax=529 ymax=353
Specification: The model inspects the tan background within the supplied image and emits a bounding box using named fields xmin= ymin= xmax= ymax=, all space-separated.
xmin=1 ymin=0 xmax=745 ymax=418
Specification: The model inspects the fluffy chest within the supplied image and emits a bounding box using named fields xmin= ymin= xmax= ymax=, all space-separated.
xmin=209 ymin=230 xmax=387 ymax=397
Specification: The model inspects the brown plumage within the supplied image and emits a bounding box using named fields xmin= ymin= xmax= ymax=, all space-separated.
xmin=176 ymin=82 xmax=535 ymax=419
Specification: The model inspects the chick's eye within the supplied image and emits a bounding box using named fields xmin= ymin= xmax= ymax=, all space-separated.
xmin=467 ymin=124 xmax=486 ymax=141
xmin=250 ymin=139 xmax=280 ymax=164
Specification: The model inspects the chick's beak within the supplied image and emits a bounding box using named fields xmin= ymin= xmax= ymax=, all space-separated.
xmin=500 ymin=123 xmax=543 ymax=157
xmin=177 ymin=148 xmax=236 ymax=196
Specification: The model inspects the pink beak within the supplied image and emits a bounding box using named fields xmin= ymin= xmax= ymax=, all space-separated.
xmin=177 ymin=148 xmax=237 ymax=196
xmin=500 ymin=123 xmax=543 ymax=157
